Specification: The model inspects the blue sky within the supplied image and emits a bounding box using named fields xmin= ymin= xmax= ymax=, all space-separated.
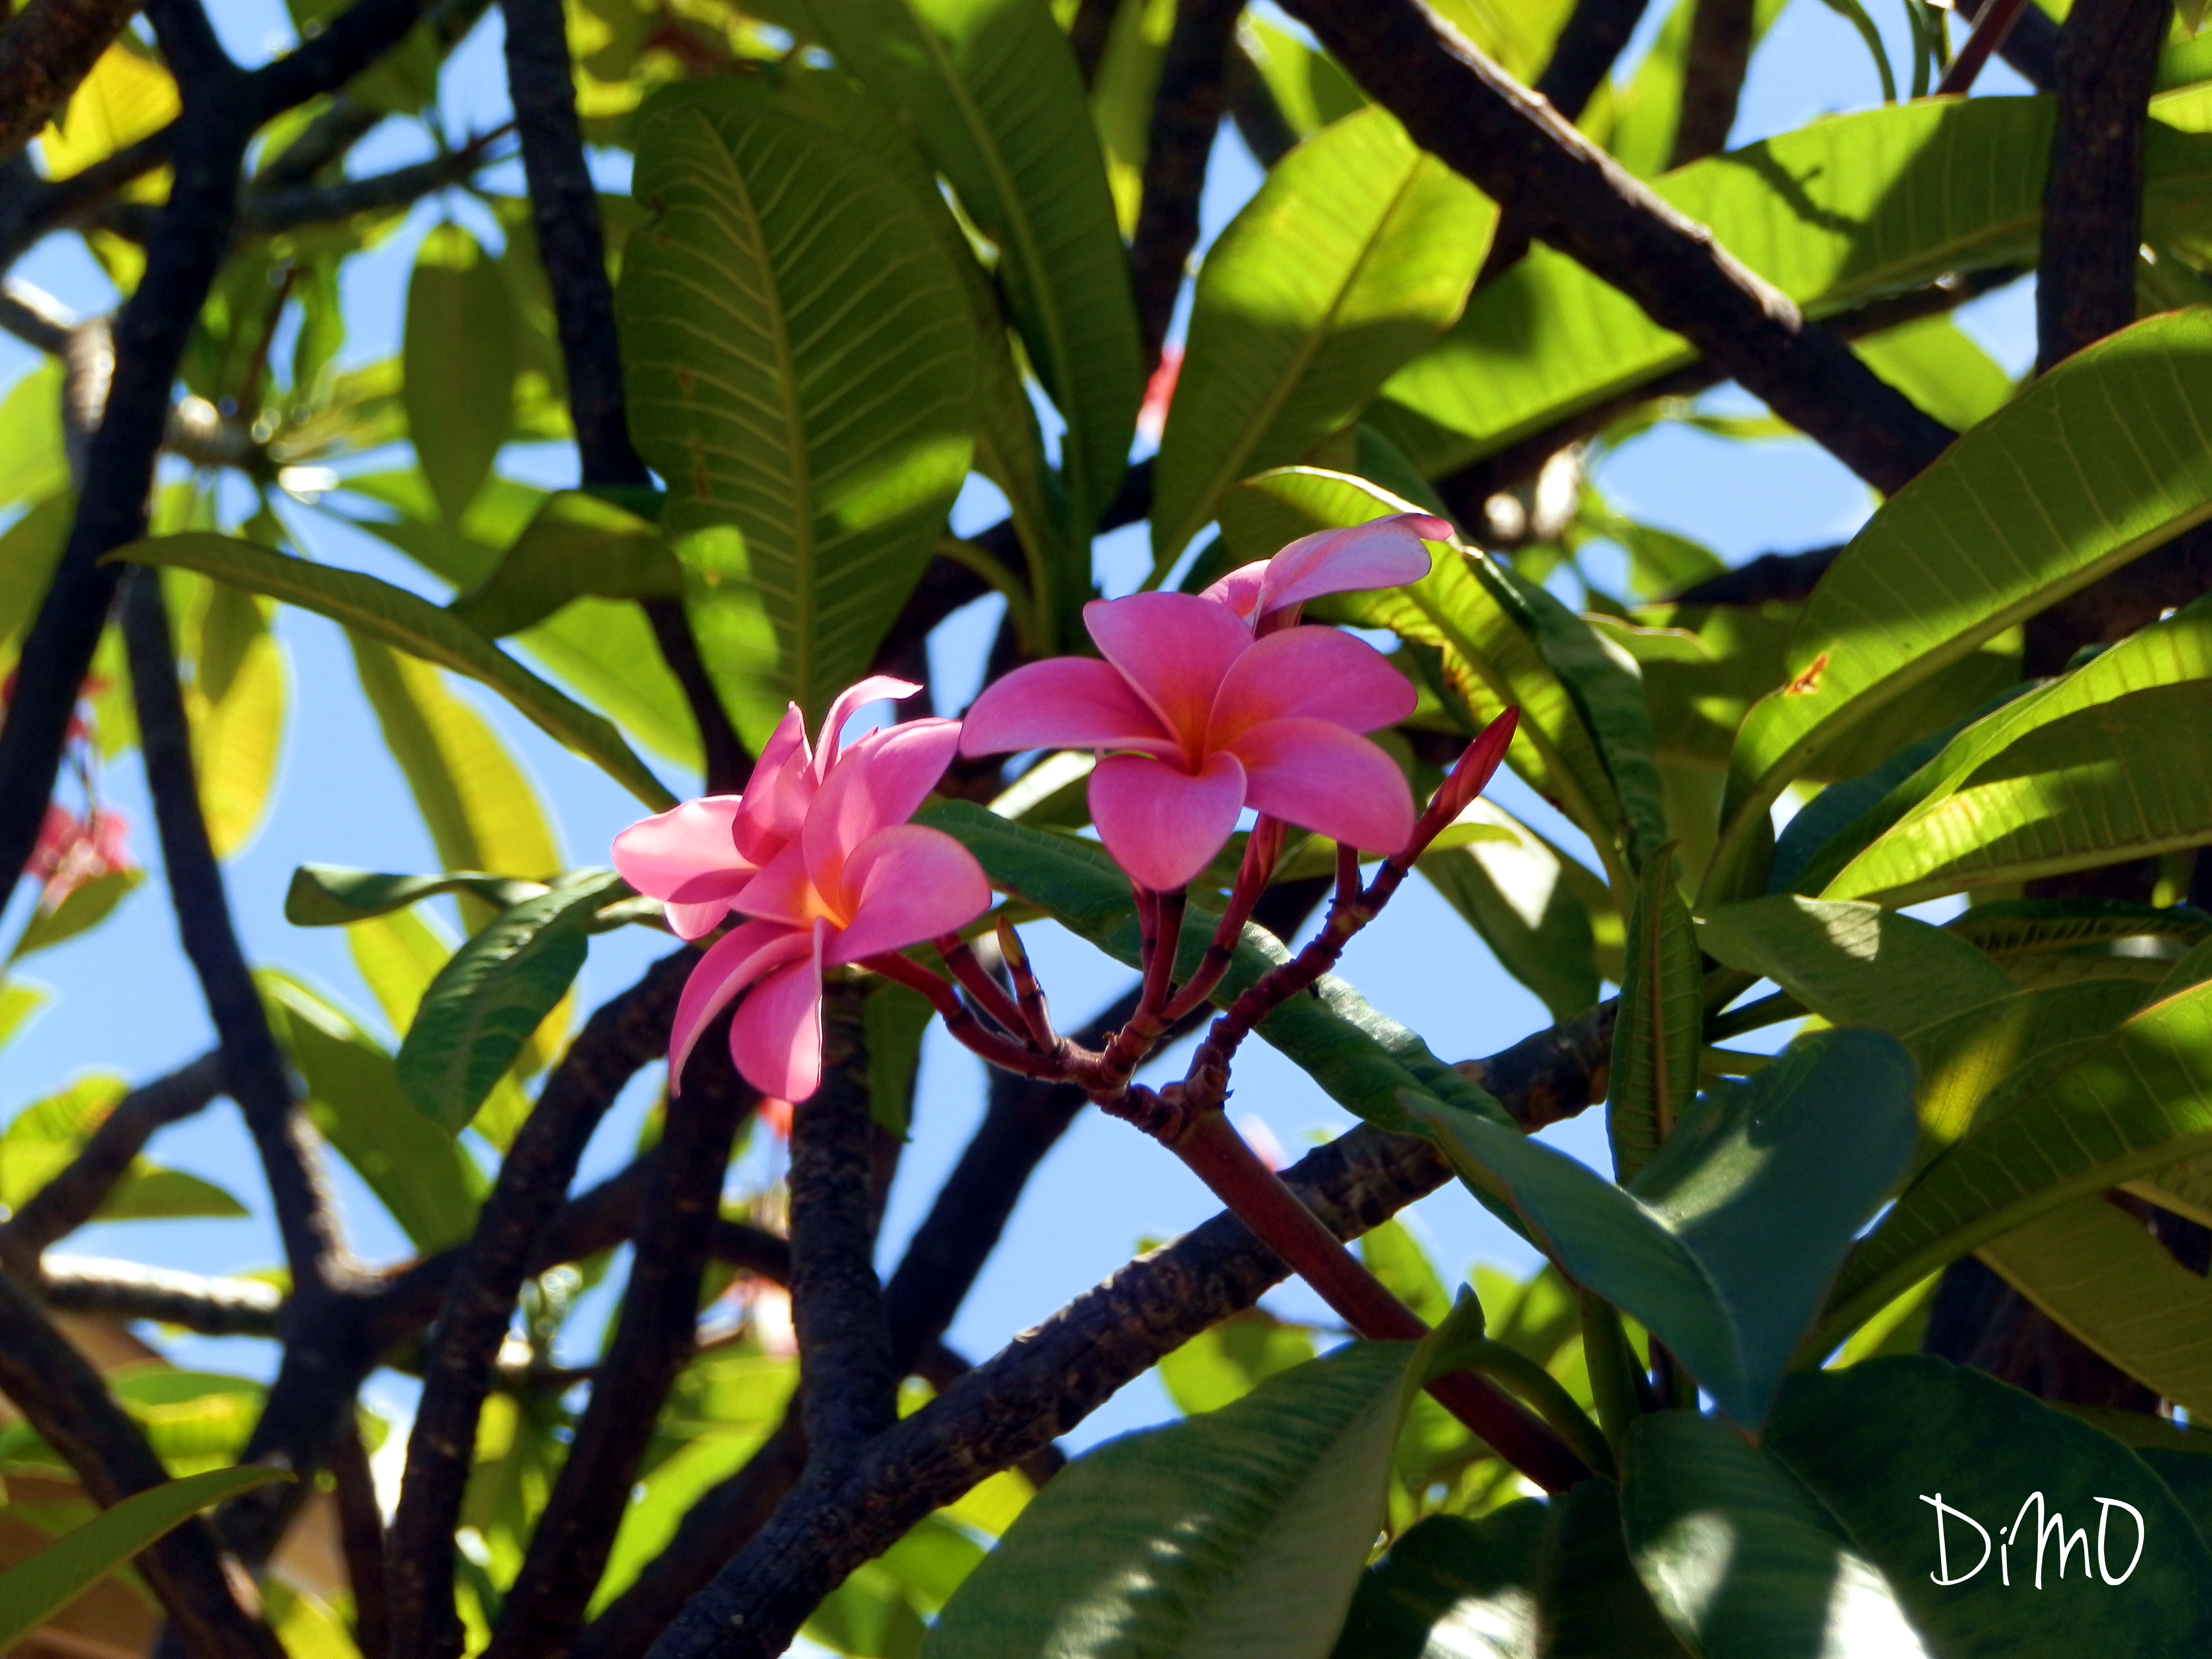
xmin=0 ymin=0 xmax=2041 ymax=1455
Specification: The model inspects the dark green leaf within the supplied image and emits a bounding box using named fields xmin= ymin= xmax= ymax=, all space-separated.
xmin=6 ymin=871 xmax=142 ymax=965
xmin=1608 ymin=846 xmax=1701 ymax=1185
xmin=447 ymin=490 xmax=681 ymax=638
xmin=0 ymin=1465 xmax=291 ymax=1651
xmin=404 ymin=224 xmax=515 ymax=525
xmin=864 ymin=977 xmax=936 ymax=1141
xmin=1329 ymin=1503 xmax=1548 ymax=1659
xmin=1697 ymin=895 xmax=2014 ymax=1037
xmin=284 ymin=865 xmax=551 ymax=928
xmin=397 ymin=874 xmax=623 ymax=1133
xmin=619 ymin=87 xmax=978 ymax=745
xmin=108 ymin=533 xmax=676 ymax=810
xmin=1416 ymin=801 xmax=1603 ymax=1025
xmin=1412 ymin=1029 xmax=1919 ymax=1426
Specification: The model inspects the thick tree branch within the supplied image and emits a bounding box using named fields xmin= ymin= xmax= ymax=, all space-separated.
xmin=0 ymin=0 xmax=139 ymax=165
xmin=1671 ymin=0 xmax=1753 ymax=167
xmin=787 ymin=983 xmax=900 ymax=1466
xmin=0 ymin=127 xmax=174 ymax=269
xmin=500 ymin=0 xmax=746 ymax=791
xmin=1129 ymin=0 xmax=1241 ymax=368
xmin=385 ymin=949 xmax=696 ymax=1659
xmin=36 ymin=1257 xmax=287 ymax=1334
xmin=0 ymin=1269 xmax=283 ymax=1658
xmin=0 ymin=1051 xmax=226 ymax=1271
xmin=487 ymin=1026 xmax=756 ymax=1659
xmin=0 ymin=0 xmax=427 ymax=944
xmin=332 ymin=1425 xmax=392 ymax=1659
xmin=1066 ymin=0 xmax=1121 ymax=88
xmin=1223 ymin=38 xmax=1298 ymax=167
xmin=1949 ymin=0 xmax=2053 ymax=94
xmin=1281 ymin=0 xmax=1957 ymax=494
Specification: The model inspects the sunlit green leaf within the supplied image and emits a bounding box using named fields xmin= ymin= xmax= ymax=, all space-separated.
xmin=1608 ymin=846 xmax=1701 ymax=1185
xmin=404 ymin=224 xmax=516 ymax=525
xmin=448 ymin=490 xmax=680 ymax=639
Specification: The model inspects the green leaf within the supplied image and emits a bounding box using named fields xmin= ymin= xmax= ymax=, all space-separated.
xmin=0 ymin=366 xmax=67 ymax=521
xmin=447 ymin=489 xmax=681 ymax=638
xmin=1756 ymin=1359 xmax=2212 ymax=1650
xmin=1946 ymin=897 xmax=2212 ymax=970
xmin=262 ymin=974 xmax=485 ymax=1250
xmin=1710 ymin=312 xmax=2212 ymax=901
xmin=1148 ymin=108 xmax=1496 ymax=570
xmin=1091 ymin=0 xmax=1175 ymax=234
xmin=1817 ymin=976 xmax=2212 ymax=1354
xmin=863 ymin=977 xmax=936 ymax=1140
xmin=1159 ymin=1308 xmax=1320 ymax=1418
xmin=0 ymin=492 xmax=76 ymax=649
xmin=922 ymin=801 xmax=1507 ymax=1133
xmin=0 ymin=1076 xmax=244 ymax=1223
xmin=284 ymin=865 xmax=551 ymax=928
xmin=1220 ymin=467 xmax=1627 ymax=883
xmin=397 ymin=874 xmax=623 ymax=1133
xmin=1622 ymin=1410 xmax=1927 ymax=1659
xmin=348 ymin=633 xmax=565 ymax=921
xmin=1608 ymin=846 xmax=1701 ymax=1186
xmin=7 ymin=871 xmax=142 ymax=966
xmin=808 ymin=0 xmax=1139 ymax=535
xmin=927 ymin=1341 xmax=1427 ymax=1659
xmin=0 ymin=1465 xmax=291 ymax=1652
xmin=94 ymin=1168 xmax=249 ymax=1223
xmin=1698 ymin=895 xmax=2015 ymax=1036
xmin=181 ymin=581 xmax=285 ymax=859
xmin=1852 ymin=314 xmax=2015 ymax=434
xmin=1359 ymin=1218 xmax=1453 ymax=1329
xmin=1416 ymin=800 xmax=1605 ymax=1024
xmin=0 ymin=982 xmax=47 ymax=1051
xmin=1412 ymin=1029 xmax=1919 ymax=1425
xmin=1976 ymin=1194 xmax=2212 ymax=1417
xmin=619 ymin=88 xmax=977 ymax=745
xmin=1327 ymin=1503 xmax=1549 ymax=1659
xmin=404 ymin=224 xmax=516 ymax=525
xmin=1239 ymin=17 xmax=1365 ymax=143
xmin=109 ymin=533 xmax=676 ymax=810
xmin=1814 ymin=598 xmax=2212 ymax=901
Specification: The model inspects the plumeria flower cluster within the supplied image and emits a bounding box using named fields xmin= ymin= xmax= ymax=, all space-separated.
xmin=615 ymin=513 xmax=1515 ymax=1128
xmin=7 ymin=670 xmax=132 ymax=912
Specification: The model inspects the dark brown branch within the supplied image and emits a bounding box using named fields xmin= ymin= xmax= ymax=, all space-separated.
xmin=36 ymin=1257 xmax=286 ymax=1334
xmin=241 ymin=127 xmax=513 ymax=231
xmin=0 ymin=0 xmax=139 ymax=165
xmin=384 ymin=948 xmax=696 ymax=1659
xmin=500 ymin=0 xmax=747 ymax=791
xmin=1946 ymin=0 xmax=2047 ymax=94
xmin=1129 ymin=0 xmax=1241 ymax=368
xmin=1671 ymin=0 xmax=1753 ymax=167
xmin=1223 ymin=38 xmax=1298 ymax=168
xmin=332 ymin=1425 xmax=392 ymax=1659
xmin=0 ymin=127 xmax=174 ymax=269
xmin=1067 ymin=0 xmax=1121 ymax=87
xmin=1668 ymin=542 xmax=1843 ymax=606
xmin=0 ymin=1052 xmax=226 ymax=1271
xmin=0 ymin=0 xmax=427 ymax=950
xmin=0 ymin=1269 xmax=283 ymax=1658
xmin=2035 ymin=0 xmax=2165 ymax=374
xmin=1281 ymin=0 xmax=1957 ymax=494
xmin=787 ymin=983 xmax=900 ymax=1465
xmin=487 ymin=1029 xmax=756 ymax=1659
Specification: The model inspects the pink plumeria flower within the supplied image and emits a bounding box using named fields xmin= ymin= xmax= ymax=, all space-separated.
xmin=1138 ymin=344 xmax=1181 ymax=443
xmin=29 ymin=805 xmax=132 ymax=910
xmin=1202 ymin=512 xmax=1446 ymax=634
xmin=658 ymin=717 xmax=990 ymax=1102
xmin=960 ymin=527 xmax=1442 ymax=891
xmin=613 ymin=675 xmax=923 ymax=940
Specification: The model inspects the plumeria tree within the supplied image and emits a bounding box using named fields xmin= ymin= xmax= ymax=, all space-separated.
xmin=8 ymin=0 xmax=2212 ymax=1655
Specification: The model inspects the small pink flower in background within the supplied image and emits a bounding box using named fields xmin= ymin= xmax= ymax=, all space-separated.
xmin=1138 ymin=343 xmax=1181 ymax=442
xmin=1202 ymin=512 xmax=1445 ymax=634
xmin=960 ymin=515 xmax=1444 ymax=891
xmin=618 ymin=699 xmax=992 ymax=1103
xmin=29 ymin=805 xmax=132 ymax=910
xmin=613 ymin=675 xmax=920 ymax=940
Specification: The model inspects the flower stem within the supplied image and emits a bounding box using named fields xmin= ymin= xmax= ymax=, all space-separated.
xmin=933 ymin=935 xmax=1030 ymax=1042
xmin=1169 ymin=1109 xmax=1590 ymax=1494
xmin=1161 ymin=816 xmax=1284 ymax=1022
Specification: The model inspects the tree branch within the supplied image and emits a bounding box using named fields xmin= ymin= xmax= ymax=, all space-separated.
xmin=239 ymin=126 xmax=514 ymax=231
xmin=332 ymin=1424 xmax=392 ymax=1659
xmin=1280 ymin=0 xmax=1957 ymax=494
xmin=1670 ymin=0 xmax=1753 ymax=167
xmin=0 ymin=1268 xmax=283 ymax=1658
xmin=487 ymin=1025 xmax=757 ymax=1659
xmin=499 ymin=0 xmax=747 ymax=791
xmin=1066 ymin=0 xmax=1121 ymax=88
xmin=0 ymin=1051 xmax=226 ymax=1272
xmin=0 ymin=0 xmax=139 ymax=166
xmin=385 ymin=948 xmax=697 ymax=1659
xmin=1129 ymin=0 xmax=1241 ymax=368
xmin=1950 ymin=0 xmax=2055 ymax=94
xmin=36 ymin=1256 xmax=286 ymax=1334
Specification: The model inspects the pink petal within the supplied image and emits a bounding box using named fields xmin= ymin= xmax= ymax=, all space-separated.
xmin=731 ymin=948 xmax=827 ymax=1100
xmin=734 ymin=706 xmax=815 ymax=860
xmin=1208 ymin=626 xmax=1416 ymax=748
xmin=669 ymin=919 xmax=815 ymax=1091
xmin=1259 ymin=515 xmax=1444 ymax=617
xmin=959 ymin=658 xmax=1177 ymax=758
xmin=1088 ymin=750 xmax=1248 ymax=891
xmin=1083 ymin=593 xmax=1254 ymax=754
xmin=665 ymin=899 xmax=737 ymax=942
xmin=732 ymin=838 xmax=817 ymax=929
xmin=801 ymin=719 xmax=962 ymax=898
xmin=1230 ymin=717 xmax=1416 ymax=855
xmin=813 ymin=674 xmax=924 ymax=779
xmin=823 ymin=825 xmax=992 ymax=966
xmin=1200 ymin=561 xmax=1269 ymax=623
xmin=613 ymin=797 xmax=754 ymax=904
